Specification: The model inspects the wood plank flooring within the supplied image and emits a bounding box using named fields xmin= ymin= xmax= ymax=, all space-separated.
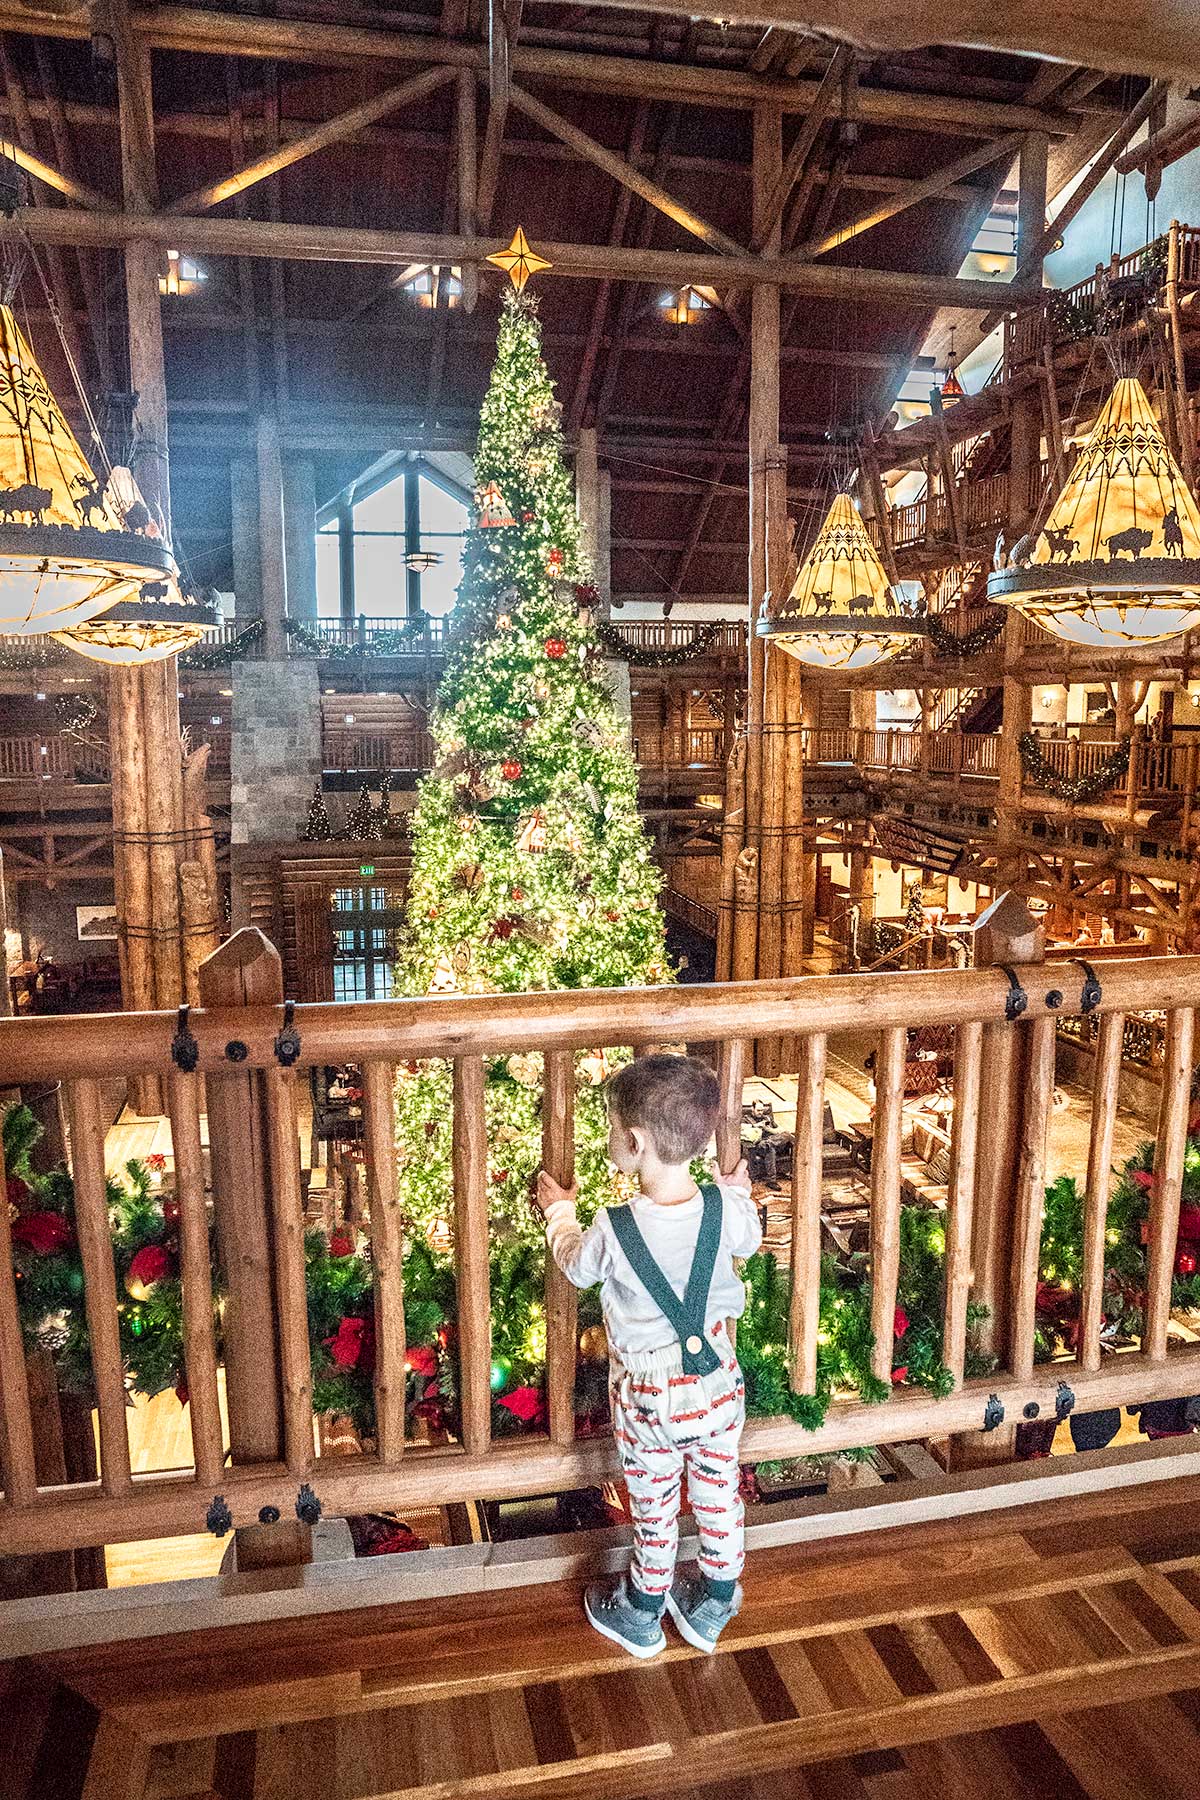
xmin=13 ymin=1478 xmax=1200 ymax=1799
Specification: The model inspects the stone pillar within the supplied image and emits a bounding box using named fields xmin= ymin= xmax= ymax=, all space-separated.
xmin=230 ymin=659 xmax=322 ymax=849
xmin=282 ymin=455 xmax=318 ymax=621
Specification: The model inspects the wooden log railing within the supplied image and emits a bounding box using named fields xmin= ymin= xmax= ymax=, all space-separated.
xmin=2 ymin=942 xmax=1200 ymax=1557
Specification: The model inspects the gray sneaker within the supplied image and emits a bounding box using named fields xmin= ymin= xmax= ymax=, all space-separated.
xmin=665 ymin=1569 xmax=743 ymax=1653
xmin=583 ymin=1576 xmax=667 ymax=1659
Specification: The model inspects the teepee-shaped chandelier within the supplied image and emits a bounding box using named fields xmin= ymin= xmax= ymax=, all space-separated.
xmin=757 ymin=490 xmax=926 ymax=670
xmin=50 ymin=588 xmax=215 ymax=665
xmin=988 ymin=376 xmax=1200 ymax=647
xmin=0 ymin=305 xmax=175 ymax=635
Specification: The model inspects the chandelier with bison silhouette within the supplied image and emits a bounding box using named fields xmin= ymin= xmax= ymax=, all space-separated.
xmin=0 ymin=304 xmax=181 ymax=641
xmin=988 ymin=377 xmax=1200 ymax=648
xmin=757 ymin=489 xmax=926 ymax=670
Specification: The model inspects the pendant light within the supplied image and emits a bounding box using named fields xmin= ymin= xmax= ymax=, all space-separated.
xmin=50 ymin=584 xmax=216 ymax=665
xmin=939 ymin=327 xmax=965 ymax=405
xmin=988 ymin=376 xmax=1200 ymax=647
xmin=0 ymin=305 xmax=175 ymax=634
xmin=757 ymin=490 xmax=926 ymax=670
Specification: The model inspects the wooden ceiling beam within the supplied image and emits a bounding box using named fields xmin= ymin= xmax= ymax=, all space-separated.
xmin=576 ymin=0 xmax=1199 ymax=85
xmin=164 ymin=63 xmax=456 ymax=215
xmin=797 ymin=127 xmax=1024 ymax=260
xmin=507 ymin=81 xmax=748 ymax=257
xmin=7 ymin=204 xmax=1044 ymax=308
xmin=0 ymin=83 xmax=109 ymax=209
xmin=566 ymin=99 xmax=649 ymax=434
xmin=752 ymin=43 xmax=850 ymax=253
xmin=477 ymin=0 xmax=522 ymax=229
xmin=0 ymin=5 xmax=1093 ymax=135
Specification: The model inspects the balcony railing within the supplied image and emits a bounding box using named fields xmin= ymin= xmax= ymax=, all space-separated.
xmin=0 ymin=940 xmax=1197 ymax=1559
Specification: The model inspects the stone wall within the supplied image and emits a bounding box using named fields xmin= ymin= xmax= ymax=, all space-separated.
xmin=230 ymin=659 xmax=322 ymax=846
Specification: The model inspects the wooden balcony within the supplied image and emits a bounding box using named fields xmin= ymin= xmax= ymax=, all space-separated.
xmin=2 ymin=938 xmax=1199 ymax=1564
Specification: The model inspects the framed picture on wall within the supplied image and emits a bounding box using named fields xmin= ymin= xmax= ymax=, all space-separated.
xmin=76 ymin=905 xmax=118 ymax=942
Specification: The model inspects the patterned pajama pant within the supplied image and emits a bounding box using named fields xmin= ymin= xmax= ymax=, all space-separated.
xmin=610 ymin=1325 xmax=746 ymax=1601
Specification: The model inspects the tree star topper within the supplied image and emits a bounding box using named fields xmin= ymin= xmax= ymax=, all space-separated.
xmin=486 ymin=227 xmax=552 ymax=294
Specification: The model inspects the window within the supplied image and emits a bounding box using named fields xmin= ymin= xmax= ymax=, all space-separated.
xmin=330 ymin=884 xmax=405 ymax=1002
xmin=315 ymin=460 xmax=471 ymax=622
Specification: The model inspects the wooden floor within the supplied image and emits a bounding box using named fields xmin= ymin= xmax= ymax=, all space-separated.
xmin=10 ymin=1477 xmax=1200 ymax=1798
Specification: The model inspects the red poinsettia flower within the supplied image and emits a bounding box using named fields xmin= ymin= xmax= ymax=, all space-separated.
xmin=1131 ymin=1169 xmax=1156 ymax=1191
xmin=891 ymin=1366 xmax=908 ymax=1385
xmin=146 ymin=1153 xmax=167 ymax=1173
xmin=6 ymin=1174 xmax=30 ymax=1210
xmin=498 ymin=1385 xmax=546 ymax=1425
xmin=12 ymin=1210 xmax=75 ymax=1255
xmin=328 ymin=1231 xmax=355 ymax=1258
xmin=365 ymin=1522 xmax=429 ymax=1556
xmin=1178 ymin=1206 xmax=1200 ymax=1240
xmin=326 ymin=1315 xmax=375 ymax=1372
xmin=893 ymin=1305 xmax=910 ymax=1340
xmin=406 ymin=1344 xmax=438 ymax=1378
xmin=128 ymin=1244 xmax=171 ymax=1289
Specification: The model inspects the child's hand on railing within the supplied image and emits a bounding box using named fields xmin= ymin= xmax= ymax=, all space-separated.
xmin=536 ymin=1169 xmax=578 ymax=1215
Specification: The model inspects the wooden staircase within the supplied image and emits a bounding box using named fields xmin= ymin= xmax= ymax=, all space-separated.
xmin=10 ymin=1474 xmax=1200 ymax=1799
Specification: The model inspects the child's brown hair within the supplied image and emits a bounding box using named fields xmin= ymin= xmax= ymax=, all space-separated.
xmin=605 ymin=1053 xmax=720 ymax=1164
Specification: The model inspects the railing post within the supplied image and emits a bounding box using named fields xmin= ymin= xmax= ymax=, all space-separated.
xmin=198 ymin=929 xmax=285 ymax=1465
xmin=951 ymin=892 xmax=1045 ymax=1470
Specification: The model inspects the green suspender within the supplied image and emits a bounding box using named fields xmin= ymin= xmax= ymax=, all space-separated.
xmin=607 ymin=1183 xmax=724 ymax=1376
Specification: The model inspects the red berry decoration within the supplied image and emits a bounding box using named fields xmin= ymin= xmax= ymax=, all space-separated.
xmin=547 ymin=548 xmax=564 ymax=570
xmin=492 ymin=1169 xmax=509 ymax=1185
xmin=511 ymin=887 xmax=525 ymax=902
xmin=545 ymin=637 xmax=567 ymax=660
xmin=501 ymin=758 xmax=523 ymax=781
xmin=521 ymin=509 xmax=535 ymax=522
xmin=1177 ymin=1249 xmax=1198 ymax=1277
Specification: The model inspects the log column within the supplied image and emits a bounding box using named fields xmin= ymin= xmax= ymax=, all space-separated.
xmin=257 ymin=410 xmax=289 ymax=660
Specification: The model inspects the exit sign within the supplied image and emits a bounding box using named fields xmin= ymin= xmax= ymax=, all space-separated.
xmin=359 ymin=863 xmax=375 ymax=877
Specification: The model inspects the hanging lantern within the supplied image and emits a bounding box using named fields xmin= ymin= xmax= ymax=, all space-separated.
xmin=51 ymin=584 xmax=216 ymax=665
xmin=757 ymin=491 xmax=926 ymax=670
xmin=404 ymin=548 xmax=442 ymax=573
xmin=476 ymin=480 xmax=516 ymax=528
xmin=939 ymin=327 xmax=965 ymax=405
xmin=0 ymin=308 xmax=175 ymax=633
xmin=988 ymin=377 xmax=1200 ymax=647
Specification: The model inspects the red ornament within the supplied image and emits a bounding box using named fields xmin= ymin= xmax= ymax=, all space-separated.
xmin=329 ymin=1230 xmax=355 ymax=1258
xmin=547 ymin=548 xmax=564 ymax=570
xmin=161 ymin=1197 xmax=181 ymax=1226
xmin=1177 ymin=1249 xmax=1198 ymax=1278
xmin=544 ymin=637 xmax=567 ymax=660
xmin=511 ymin=887 xmax=525 ymax=902
xmin=325 ymin=1315 xmax=375 ymax=1372
xmin=501 ymin=758 xmax=523 ymax=781
xmin=11 ymin=1210 xmax=74 ymax=1255
xmin=126 ymin=1243 xmax=171 ymax=1298
xmin=521 ymin=509 xmax=535 ymax=522
xmin=498 ymin=1385 xmax=547 ymax=1425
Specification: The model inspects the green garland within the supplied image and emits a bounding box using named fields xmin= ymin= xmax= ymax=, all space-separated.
xmin=180 ymin=617 xmax=264 ymax=669
xmin=286 ymin=614 xmax=432 ymax=659
xmin=596 ymin=619 xmax=725 ymax=667
xmin=0 ymin=636 xmax=68 ymax=670
xmin=926 ymin=610 xmax=1005 ymax=658
xmin=1018 ymin=730 xmax=1131 ymax=802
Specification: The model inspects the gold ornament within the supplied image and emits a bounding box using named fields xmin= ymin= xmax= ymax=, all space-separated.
xmin=579 ymin=1323 xmax=609 ymax=1364
xmin=486 ymin=226 xmax=552 ymax=293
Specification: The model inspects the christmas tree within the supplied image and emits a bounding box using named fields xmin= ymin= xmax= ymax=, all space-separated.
xmin=302 ymin=781 xmax=332 ymax=842
xmin=345 ymin=782 xmax=379 ymax=842
xmin=396 ymin=289 xmax=668 ymax=1242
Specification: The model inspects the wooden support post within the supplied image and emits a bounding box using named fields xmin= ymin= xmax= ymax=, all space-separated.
xmin=953 ymin=892 xmax=1043 ymax=1469
xmin=362 ymin=1058 xmax=406 ymax=1464
xmin=456 ymin=69 xmax=478 ymax=313
xmin=1145 ymin=1007 xmax=1196 ymax=1360
xmin=1079 ymin=1011 xmax=1123 ymax=1374
xmin=788 ymin=1030 xmax=825 ymax=1394
xmin=542 ymin=1049 xmax=577 ymax=1446
xmin=1007 ymin=1013 xmax=1057 ymax=1380
xmin=199 ymin=931 xmax=284 ymax=1465
xmin=67 ymin=1078 xmax=132 ymax=1497
xmin=716 ymin=736 xmax=746 ymax=984
xmin=1166 ymin=222 xmax=1196 ymax=489
xmin=256 ymin=409 xmax=288 ymax=660
xmin=943 ymin=1018 xmax=982 ymax=1389
xmin=0 ymin=1134 xmax=37 ymax=1507
xmin=1016 ymin=129 xmax=1049 ymax=291
xmin=869 ymin=1025 xmax=906 ymax=1386
xmin=452 ymin=1053 xmax=492 ymax=1457
xmin=165 ymin=1069 xmax=224 ymax=1487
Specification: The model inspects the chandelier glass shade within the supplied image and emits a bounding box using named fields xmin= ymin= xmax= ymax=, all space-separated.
xmin=987 ymin=377 xmax=1200 ymax=647
xmin=757 ymin=490 xmax=926 ymax=670
xmin=50 ymin=590 xmax=216 ymax=665
xmin=0 ymin=306 xmax=175 ymax=635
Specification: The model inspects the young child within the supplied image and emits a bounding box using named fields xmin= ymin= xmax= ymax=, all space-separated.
xmin=536 ymin=1053 xmax=761 ymax=1659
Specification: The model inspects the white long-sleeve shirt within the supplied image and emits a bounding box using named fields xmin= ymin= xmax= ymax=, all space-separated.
xmin=545 ymin=1179 xmax=762 ymax=1371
